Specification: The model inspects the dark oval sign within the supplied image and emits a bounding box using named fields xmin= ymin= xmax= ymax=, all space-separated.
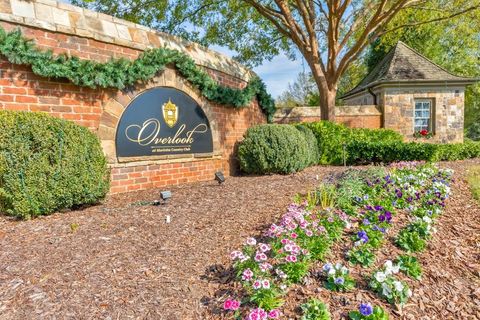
xmin=115 ymin=87 xmax=213 ymax=159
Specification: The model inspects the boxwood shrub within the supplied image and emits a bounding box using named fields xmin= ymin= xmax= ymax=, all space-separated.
xmin=238 ymin=124 xmax=313 ymax=174
xmin=0 ymin=111 xmax=110 ymax=219
xmin=294 ymin=124 xmax=320 ymax=166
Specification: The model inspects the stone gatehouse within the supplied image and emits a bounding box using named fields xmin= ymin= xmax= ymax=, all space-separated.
xmin=341 ymin=41 xmax=477 ymax=143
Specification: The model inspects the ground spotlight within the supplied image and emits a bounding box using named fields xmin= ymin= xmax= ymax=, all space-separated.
xmin=214 ymin=171 xmax=225 ymax=185
xmin=159 ymin=190 xmax=172 ymax=204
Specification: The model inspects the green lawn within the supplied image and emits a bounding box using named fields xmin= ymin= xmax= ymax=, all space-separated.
xmin=467 ymin=165 xmax=480 ymax=202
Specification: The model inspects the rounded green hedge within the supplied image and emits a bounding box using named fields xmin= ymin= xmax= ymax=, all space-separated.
xmin=238 ymin=124 xmax=313 ymax=174
xmin=0 ymin=111 xmax=110 ymax=219
xmin=295 ymin=124 xmax=320 ymax=166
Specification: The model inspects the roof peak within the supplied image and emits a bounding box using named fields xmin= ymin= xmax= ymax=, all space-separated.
xmin=341 ymin=41 xmax=476 ymax=98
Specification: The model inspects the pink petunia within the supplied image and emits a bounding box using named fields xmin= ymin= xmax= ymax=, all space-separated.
xmin=230 ymin=250 xmax=241 ymax=260
xmin=242 ymin=268 xmax=253 ymax=281
xmin=258 ymin=243 xmax=271 ymax=253
xmin=247 ymin=308 xmax=268 ymax=320
xmin=254 ymin=252 xmax=267 ymax=262
xmin=262 ymin=279 xmax=270 ymax=289
xmin=268 ymin=309 xmax=280 ymax=319
xmin=223 ymin=299 xmax=240 ymax=311
xmin=285 ymin=255 xmax=298 ymax=263
xmin=230 ymin=299 xmax=240 ymax=310
xmin=259 ymin=262 xmax=273 ymax=272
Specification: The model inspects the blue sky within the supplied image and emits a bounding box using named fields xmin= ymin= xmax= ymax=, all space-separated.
xmin=211 ymin=45 xmax=303 ymax=98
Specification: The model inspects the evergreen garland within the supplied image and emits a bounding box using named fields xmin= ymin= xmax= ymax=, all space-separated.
xmin=0 ymin=27 xmax=276 ymax=121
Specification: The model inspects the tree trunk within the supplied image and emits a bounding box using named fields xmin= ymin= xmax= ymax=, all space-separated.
xmin=305 ymin=58 xmax=337 ymax=122
xmin=319 ymin=87 xmax=337 ymax=121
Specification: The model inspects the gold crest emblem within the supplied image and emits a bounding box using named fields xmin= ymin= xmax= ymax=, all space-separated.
xmin=162 ymin=99 xmax=178 ymax=128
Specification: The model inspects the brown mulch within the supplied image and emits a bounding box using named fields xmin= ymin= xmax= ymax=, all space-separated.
xmin=0 ymin=160 xmax=479 ymax=320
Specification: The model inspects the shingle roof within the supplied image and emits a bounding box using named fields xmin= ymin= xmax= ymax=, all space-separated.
xmin=341 ymin=41 xmax=477 ymax=98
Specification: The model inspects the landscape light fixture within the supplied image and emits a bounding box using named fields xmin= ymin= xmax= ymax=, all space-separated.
xmin=214 ymin=171 xmax=225 ymax=185
xmin=160 ymin=190 xmax=172 ymax=204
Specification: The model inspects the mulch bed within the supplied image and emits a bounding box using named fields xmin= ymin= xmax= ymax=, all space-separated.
xmin=0 ymin=160 xmax=479 ymax=319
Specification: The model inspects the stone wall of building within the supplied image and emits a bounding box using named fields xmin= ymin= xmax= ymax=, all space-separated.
xmin=0 ymin=0 xmax=266 ymax=194
xmin=381 ymin=87 xmax=464 ymax=143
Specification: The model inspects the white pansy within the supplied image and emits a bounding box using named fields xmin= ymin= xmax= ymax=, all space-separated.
xmin=393 ymin=280 xmax=404 ymax=292
xmin=375 ymin=271 xmax=387 ymax=283
xmin=341 ymin=266 xmax=349 ymax=275
xmin=382 ymin=283 xmax=392 ymax=297
xmin=423 ymin=216 xmax=432 ymax=224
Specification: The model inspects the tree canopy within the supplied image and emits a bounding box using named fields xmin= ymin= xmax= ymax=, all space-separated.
xmin=73 ymin=0 xmax=480 ymax=121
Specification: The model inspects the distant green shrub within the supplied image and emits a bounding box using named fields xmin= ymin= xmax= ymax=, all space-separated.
xmin=466 ymin=122 xmax=480 ymax=141
xmin=302 ymin=121 xmax=403 ymax=165
xmin=346 ymin=140 xmax=480 ymax=164
xmin=238 ymin=124 xmax=311 ymax=174
xmin=0 ymin=111 xmax=110 ymax=219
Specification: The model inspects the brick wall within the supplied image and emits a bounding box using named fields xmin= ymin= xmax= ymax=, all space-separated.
xmin=0 ymin=6 xmax=266 ymax=194
xmin=273 ymin=105 xmax=382 ymax=129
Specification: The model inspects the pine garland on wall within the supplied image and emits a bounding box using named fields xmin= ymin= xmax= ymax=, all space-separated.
xmin=0 ymin=27 xmax=276 ymax=121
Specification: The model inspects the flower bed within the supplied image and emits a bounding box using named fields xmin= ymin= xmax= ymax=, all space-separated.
xmin=221 ymin=162 xmax=453 ymax=319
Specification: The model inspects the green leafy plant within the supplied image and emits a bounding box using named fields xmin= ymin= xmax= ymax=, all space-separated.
xmin=395 ymin=255 xmax=422 ymax=280
xmin=301 ymin=234 xmax=331 ymax=261
xmin=0 ymin=27 xmax=276 ymax=120
xmin=396 ymin=217 xmax=434 ymax=252
xmin=0 ymin=111 xmax=109 ymax=219
xmin=349 ymin=304 xmax=389 ymax=320
xmin=396 ymin=230 xmax=427 ymax=252
xmin=347 ymin=246 xmax=376 ymax=267
xmin=249 ymin=287 xmax=284 ymax=311
xmin=279 ymin=260 xmax=310 ymax=284
xmin=301 ymin=299 xmax=331 ymax=320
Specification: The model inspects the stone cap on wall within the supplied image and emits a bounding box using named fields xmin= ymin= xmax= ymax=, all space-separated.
xmin=336 ymin=105 xmax=381 ymax=116
xmin=273 ymin=105 xmax=381 ymax=122
xmin=0 ymin=0 xmax=254 ymax=81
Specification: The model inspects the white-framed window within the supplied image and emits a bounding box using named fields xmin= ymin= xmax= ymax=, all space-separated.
xmin=414 ymin=99 xmax=433 ymax=132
